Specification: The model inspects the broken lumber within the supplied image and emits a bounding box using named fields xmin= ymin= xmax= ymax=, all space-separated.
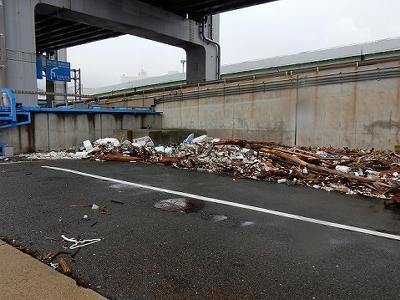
xmin=260 ymin=147 xmax=381 ymax=185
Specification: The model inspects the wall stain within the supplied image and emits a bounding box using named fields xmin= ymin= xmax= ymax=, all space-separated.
xmin=365 ymin=115 xmax=400 ymax=144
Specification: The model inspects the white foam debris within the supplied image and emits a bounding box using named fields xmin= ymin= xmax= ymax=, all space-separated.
xmin=18 ymin=151 xmax=78 ymax=160
xmin=94 ymin=138 xmax=120 ymax=147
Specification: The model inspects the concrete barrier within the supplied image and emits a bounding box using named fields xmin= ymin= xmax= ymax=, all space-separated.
xmin=0 ymin=112 xmax=160 ymax=153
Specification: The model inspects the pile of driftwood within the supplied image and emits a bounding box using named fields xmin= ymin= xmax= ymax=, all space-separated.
xmin=89 ymin=138 xmax=400 ymax=203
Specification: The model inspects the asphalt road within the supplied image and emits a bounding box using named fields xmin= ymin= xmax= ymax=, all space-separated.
xmin=1 ymin=159 xmax=400 ymax=299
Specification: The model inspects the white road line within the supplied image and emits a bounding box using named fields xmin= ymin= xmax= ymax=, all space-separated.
xmin=42 ymin=165 xmax=400 ymax=241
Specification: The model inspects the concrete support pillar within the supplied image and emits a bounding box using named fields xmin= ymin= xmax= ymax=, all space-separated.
xmin=4 ymin=0 xmax=37 ymax=105
xmin=36 ymin=0 xmax=220 ymax=83
xmin=186 ymin=15 xmax=220 ymax=83
xmin=186 ymin=44 xmax=217 ymax=83
xmin=2 ymin=0 xmax=220 ymax=105
xmin=0 ymin=0 xmax=7 ymax=88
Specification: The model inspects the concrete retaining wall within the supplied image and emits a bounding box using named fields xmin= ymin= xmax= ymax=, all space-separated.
xmin=0 ymin=112 xmax=154 ymax=153
xmin=153 ymin=62 xmax=400 ymax=150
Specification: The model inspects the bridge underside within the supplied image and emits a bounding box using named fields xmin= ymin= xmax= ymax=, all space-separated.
xmin=35 ymin=5 xmax=123 ymax=53
xmin=140 ymin=0 xmax=277 ymax=20
xmin=2 ymin=0 xmax=277 ymax=106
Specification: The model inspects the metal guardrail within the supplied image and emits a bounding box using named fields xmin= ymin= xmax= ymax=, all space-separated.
xmin=12 ymin=89 xmax=95 ymax=99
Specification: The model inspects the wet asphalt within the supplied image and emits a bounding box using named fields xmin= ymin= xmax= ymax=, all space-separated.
xmin=1 ymin=159 xmax=400 ymax=299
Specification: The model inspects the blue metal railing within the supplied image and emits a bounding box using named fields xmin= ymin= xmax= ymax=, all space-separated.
xmin=0 ymin=88 xmax=162 ymax=130
xmin=0 ymin=88 xmax=31 ymax=129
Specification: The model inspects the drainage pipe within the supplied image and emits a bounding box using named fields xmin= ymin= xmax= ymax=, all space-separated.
xmin=201 ymin=16 xmax=221 ymax=79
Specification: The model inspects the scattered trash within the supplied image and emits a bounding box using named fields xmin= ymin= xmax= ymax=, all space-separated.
xmin=83 ymin=140 xmax=94 ymax=152
xmin=335 ymin=165 xmax=351 ymax=173
xmin=182 ymin=133 xmax=194 ymax=144
xmin=82 ymin=214 xmax=89 ymax=220
xmin=154 ymin=146 xmax=165 ymax=153
xmin=94 ymin=138 xmax=120 ymax=148
xmin=132 ymin=136 xmax=154 ymax=147
xmin=50 ymin=262 xmax=59 ymax=270
xmin=18 ymin=151 xmax=77 ymax=160
xmin=59 ymin=257 xmax=71 ymax=275
xmin=192 ymin=135 xmax=208 ymax=144
xmin=101 ymin=154 xmax=141 ymax=162
xmin=19 ymin=135 xmax=400 ymax=203
xmin=111 ymin=200 xmax=125 ymax=204
xmin=61 ymin=235 xmax=101 ymax=249
xmin=91 ymin=204 xmax=99 ymax=210
xmin=42 ymin=252 xmax=54 ymax=261
xmin=99 ymin=207 xmax=109 ymax=214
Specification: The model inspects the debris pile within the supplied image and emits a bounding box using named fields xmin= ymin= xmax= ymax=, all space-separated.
xmin=80 ymin=135 xmax=400 ymax=201
xmin=19 ymin=134 xmax=400 ymax=202
xmin=18 ymin=151 xmax=77 ymax=160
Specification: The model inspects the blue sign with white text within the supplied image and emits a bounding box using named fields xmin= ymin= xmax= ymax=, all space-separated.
xmin=45 ymin=60 xmax=71 ymax=82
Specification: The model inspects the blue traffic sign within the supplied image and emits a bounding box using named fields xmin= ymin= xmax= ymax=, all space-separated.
xmin=45 ymin=60 xmax=71 ymax=82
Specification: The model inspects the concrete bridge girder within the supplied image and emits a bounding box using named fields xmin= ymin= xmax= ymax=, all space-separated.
xmin=2 ymin=0 xmax=219 ymax=105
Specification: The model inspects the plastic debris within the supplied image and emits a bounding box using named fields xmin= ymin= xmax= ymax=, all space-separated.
xmin=94 ymin=138 xmax=120 ymax=147
xmin=91 ymin=204 xmax=99 ymax=210
xmin=154 ymin=146 xmax=165 ymax=153
xmin=83 ymin=140 xmax=94 ymax=152
xmin=335 ymin=165 xmax=351 ymax=173
xmin=50 ymin=262 xmax=59 ymax=270
xmin=164 ymin=147 xmax=173 ymax=155
xmin=61 ymin=235 xmax=101 ymax=249
xmin=192 ymin=135 xmax=208 ymax=144
xmin=182 ymin=133 xmax=194 ymax=144
xmin=132 ymin=136 xmax=154 ymax=147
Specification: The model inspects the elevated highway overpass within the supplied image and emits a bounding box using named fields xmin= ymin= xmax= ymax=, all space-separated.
xmin=1 ymin=0 xmax=277 ymax=105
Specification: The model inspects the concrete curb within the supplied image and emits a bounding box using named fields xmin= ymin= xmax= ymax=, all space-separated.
xmin=0 ymin=240 xmax=106 ymax=300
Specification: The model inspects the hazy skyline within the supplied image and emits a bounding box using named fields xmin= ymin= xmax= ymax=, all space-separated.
xmin=66 ymin=0 xmax=400 ymax=88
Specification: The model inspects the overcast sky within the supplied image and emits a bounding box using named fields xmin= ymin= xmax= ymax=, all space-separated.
xmin=66 ymin=0 xmax=400 ymax=88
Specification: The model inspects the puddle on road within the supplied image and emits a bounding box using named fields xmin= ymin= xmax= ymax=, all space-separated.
xmin=154 ymin=198 xmax=204 ymax=213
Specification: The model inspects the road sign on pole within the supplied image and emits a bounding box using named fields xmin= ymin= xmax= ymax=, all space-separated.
xmin=45 ymin=60 xmax=71 ymax=82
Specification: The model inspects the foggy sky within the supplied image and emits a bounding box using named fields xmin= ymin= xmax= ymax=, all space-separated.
xmin=66 ymin=0 xmax=400 ymax=88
